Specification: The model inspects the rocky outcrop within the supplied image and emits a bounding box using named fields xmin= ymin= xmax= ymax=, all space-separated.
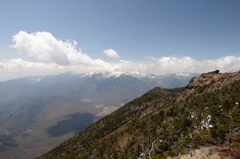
xmin=200 ymin=70 xmax=220 ymax=78
xmin=186 ymin=70 xmax=220 ymax=89
xmin=183 ymin=70 xmax=240 ymax=100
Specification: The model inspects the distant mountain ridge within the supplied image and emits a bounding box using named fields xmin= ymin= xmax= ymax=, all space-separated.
xmin=0 ymin=71 xmax=199 ymax=105
xmin=0 ymin=70 xmax=199 ymax=159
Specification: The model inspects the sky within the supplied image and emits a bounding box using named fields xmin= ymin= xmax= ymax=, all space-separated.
xmin=0 ymin=0 xmax=240 ymax=81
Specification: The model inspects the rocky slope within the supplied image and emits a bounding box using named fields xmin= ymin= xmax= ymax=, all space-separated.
xmin=37 ymin=70 xmax=240 ymax=159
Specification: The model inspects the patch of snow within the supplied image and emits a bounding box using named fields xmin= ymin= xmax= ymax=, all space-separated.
xmin=29 ymin=77 xmax=43 ymax=83
xmin=83 ymin=70 xmax=156 ymax=79
xmin=176 ymin=73 xmax=191 ymax=77
xmin=200 ymin=115 xmax=213 ymax=129
xmin=4 ymin=129 xmax=9 ymax=135
xmin=190 ymin=112 xmax=196 ymax=118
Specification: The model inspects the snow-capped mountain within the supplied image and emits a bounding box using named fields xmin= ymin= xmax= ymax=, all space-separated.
xmin=0 ymin=71 xmax=199 ymax=103
xmin=83 ymin=70 xmax=156 ymax=80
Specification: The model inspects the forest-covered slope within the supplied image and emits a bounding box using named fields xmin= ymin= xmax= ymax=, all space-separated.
xmin=37 ymin=70 xmax=240 ymax=159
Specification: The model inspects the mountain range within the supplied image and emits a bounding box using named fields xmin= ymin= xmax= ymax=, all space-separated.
xmin=37 ymin=70 xmax=240 ymax=159
xmin=0 ymin=71 xmax=199 ymax=159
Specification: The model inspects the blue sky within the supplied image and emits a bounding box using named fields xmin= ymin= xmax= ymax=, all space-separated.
xmin=0 ymin=0 xmax=240 ymax=81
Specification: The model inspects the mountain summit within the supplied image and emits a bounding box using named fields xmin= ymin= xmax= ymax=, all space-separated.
xmin=38 ymin=70 xmax=240 ymax=159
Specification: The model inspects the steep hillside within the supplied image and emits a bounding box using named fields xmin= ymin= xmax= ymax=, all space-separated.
xmin=38 ymin=70 xmax=240 ymax=159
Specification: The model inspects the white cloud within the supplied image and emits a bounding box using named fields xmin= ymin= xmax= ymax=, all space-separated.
xmin=103 ymin=49 xmax=120 ymax=59
xmin=12 ymin=31 xmax=110 ymax=67
xmin=1 ymin=31 xmax=240 ymax=81
xmin=109 ymin=56 xmax=240 ymax=75
xmin=145 ymin=56 xmax=240 ymax=74
xmin=0 ymin=59 xmax=59 ymax=81
xmin=0 ymin=58 xmax=119 ymax=81
xmin=12 ymin=31 xmax=70 ymax=65
xmin=1 ymin=54 xmax=240 ymax=81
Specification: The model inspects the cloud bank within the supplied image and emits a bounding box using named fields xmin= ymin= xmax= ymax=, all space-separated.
xmin=0 ymin=31 xmax=240 ymax=81
xmin=144 ymin=56 xmax=240 ymax=74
